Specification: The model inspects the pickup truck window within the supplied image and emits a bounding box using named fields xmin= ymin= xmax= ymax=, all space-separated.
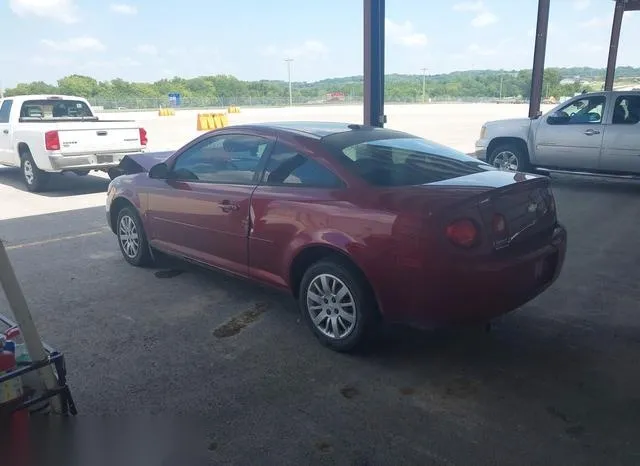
xmin=549 ymin=96 xmax=605 ymax=125
xmin=612 ymin=96 xmax=640 ymax=125
xmin=19 ymin=99 xmax=95 ymax=120
xmin=0 ymin=100 xmax=13 ymax=123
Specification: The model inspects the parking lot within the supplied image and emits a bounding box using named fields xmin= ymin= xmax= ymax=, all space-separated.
xmin=1 ymin=104 xmax=640 ymax=465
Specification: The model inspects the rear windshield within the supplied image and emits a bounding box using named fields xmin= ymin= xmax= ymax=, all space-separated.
xmin=20 ymin=99 xmax=95 ymax=120
xmin=328 ymin=137 xmax=495 ymax=186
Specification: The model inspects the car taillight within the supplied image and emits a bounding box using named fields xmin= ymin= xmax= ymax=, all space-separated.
xmin=44 ymin=131 xmax=60 ymax=151
xmin=139 ymin=128 xmax=148 ymax=146
xmin=446 ymin=219 xmax=479 ymax=248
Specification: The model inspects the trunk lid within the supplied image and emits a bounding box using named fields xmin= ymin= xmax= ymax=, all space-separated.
xmin=429 ymin=170 xmax=556 ymax=250
xmin=108 ymin=151 xmax=174 ymax=179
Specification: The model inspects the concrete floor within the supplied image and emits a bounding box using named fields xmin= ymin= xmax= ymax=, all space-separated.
xmin=0 ymin=104 xmax=639 ymax=465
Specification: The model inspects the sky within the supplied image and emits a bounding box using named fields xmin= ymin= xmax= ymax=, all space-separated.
xmin=1 ymin=0 xmax=640 ymax=87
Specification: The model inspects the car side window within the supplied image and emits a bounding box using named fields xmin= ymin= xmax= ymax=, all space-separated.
xmin=171 ymin=134 xmax=272 ymax=184
xmin=612 ymin=95 xmax=640 ymax=125
xmin=0 ymin=100 xmax=13 ymax=123
xmin=549 ymin=96 xmax=605 ymax=125
xmin=262 ymin=141 xmax=343 ymax=188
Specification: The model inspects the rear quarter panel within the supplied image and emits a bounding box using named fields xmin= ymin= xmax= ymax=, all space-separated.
xmin=248 ymin=185 xmax=432 ymax=317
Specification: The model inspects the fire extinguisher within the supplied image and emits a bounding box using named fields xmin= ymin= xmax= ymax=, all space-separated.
xmin=0 ymin=336 xmax=23 ymax=409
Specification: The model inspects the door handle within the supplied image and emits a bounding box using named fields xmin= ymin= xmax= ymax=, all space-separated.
xmin=584 ymin=129 xmax=600 ymax=136
xmin=218 ymin=200 xmax=239 ymax=212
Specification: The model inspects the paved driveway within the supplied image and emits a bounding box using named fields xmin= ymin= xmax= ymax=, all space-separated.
xmin=1 ymin=171 xmax=639 ymax=465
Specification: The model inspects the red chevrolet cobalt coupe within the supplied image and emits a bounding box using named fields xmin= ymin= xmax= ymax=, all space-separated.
xmin=106 ymin=122 xmax=567 ymax=352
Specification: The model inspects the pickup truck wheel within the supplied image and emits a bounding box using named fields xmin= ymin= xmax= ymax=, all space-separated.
xmin=21 ymin=152 xmax=49 ymax=192
xmin=489 ymin=143 xmax=530 ymax=172
xmin=299 ymin=258 xmax=378 ymax=353
xmin=116 ymin=206 xmax=152 ymax=267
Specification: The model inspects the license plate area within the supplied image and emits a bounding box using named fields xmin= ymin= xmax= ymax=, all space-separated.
xmin=96 ymin=154 xmax=113 ymax=164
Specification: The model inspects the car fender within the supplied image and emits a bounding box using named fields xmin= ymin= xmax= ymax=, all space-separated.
xmin=282 ymin=229 xmax=386 ymax=312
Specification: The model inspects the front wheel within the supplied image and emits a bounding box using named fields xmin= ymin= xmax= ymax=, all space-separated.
xmin=489 ymin=143 xmax=530 ymax=172
xmin=299 ymin=258 xmax=378 ymax=352
xmin=21 ymin=151 xmax=49 ymax=192
xmin=116 ymin=206 xmax=152 ymax=266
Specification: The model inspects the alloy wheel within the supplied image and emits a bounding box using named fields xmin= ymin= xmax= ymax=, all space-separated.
xmin=492 ymin=150 xmax=519 ymax=171
xmin=306 ymin=273 xmax=357 ymax=339
xmin=23 ymin=160 xmax=34 ymax=185
xmin=118 ymin=215 xmax=140 ymax=259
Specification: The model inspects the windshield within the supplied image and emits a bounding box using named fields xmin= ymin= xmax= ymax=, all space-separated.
xmin=19 ymin=99 xmax=95 ymax=119
xmin=328 ymin=136 xmax=495 ymax=187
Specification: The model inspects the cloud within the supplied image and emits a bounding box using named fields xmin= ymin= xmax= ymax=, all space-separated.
xmin=136 ymin=44 xmax=158 ymax=55
xmin=109 ymin=3 xmax=137 ymax=15
xmin=41 ymin=37 xmax=106 ymax=52
xmin=262 ymin=40 xmax=329 ymax=59
xmin=573 ymin=0 xmax=590 ymax=11
xmin=31 ymin=56 xmax=74 ymax=67
xmin=385 ymin=19 xmax=428 ymax=47
xmin=453 ymin=1 xmax=484 ymax=12
xmin=83 ymin=57 xmax=141 ymax=68
xmin=472 ymin=12 xmax=498 ymax=27
xmin=467 ymin=43 xmax=497 ymax=56
xmin=579 ymin=17 xmax=609 ymax=28
xmin=10 ymin=0 xmax=79 ymax=23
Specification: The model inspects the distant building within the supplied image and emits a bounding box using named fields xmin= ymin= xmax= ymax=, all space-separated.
xmin=325 ymin=92 xmax=346 ymax=102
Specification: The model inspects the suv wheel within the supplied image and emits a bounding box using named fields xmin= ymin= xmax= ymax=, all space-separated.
xmin=489 ymin=143 xmax=530 ymax=172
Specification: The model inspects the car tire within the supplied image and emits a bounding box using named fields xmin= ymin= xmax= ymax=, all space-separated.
xmin=116 ymin=206 xmax=153 ymax=267
xmin=489 ymin=143 xmax=530 ymax=172
xmin=21 ymin=150 xmax=49 ymax=192
xmin=299 ymin=257 xmax=378 ymax=353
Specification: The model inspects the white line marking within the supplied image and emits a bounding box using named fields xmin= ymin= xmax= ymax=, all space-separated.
xmin=5 ymin=229 xmax=109 ymax=251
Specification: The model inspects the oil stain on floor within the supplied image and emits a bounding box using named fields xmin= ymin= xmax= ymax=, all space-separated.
xmin=213 ymin=302 xmax=270 ymax=338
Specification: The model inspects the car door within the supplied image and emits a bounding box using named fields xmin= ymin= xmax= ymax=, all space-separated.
xmin=146 ymin=132 xmax=274 ymax=277
xmin=599 ymin=94 xmax=640 ymax=174
xmin=248 ymin=139 xmax=346 ymax=288
xmin=0 ymin=99 xmax=14 ymax=165
xmin=533 ymin=94 xmax=606 ymax=170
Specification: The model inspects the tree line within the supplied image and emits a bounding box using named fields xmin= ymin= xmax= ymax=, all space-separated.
xmin=4 ymin=67 xmax=639 ymax=104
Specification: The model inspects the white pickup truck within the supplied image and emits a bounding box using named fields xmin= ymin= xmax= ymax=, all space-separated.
xmin=475 ymin=91 xmax=640 ymax=177
xmin=0 ymin=95 xmax=147 ymax=192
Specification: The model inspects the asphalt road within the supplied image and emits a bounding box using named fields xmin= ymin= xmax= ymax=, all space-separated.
xmin=1 ymin=169 xmax=639 ymax=465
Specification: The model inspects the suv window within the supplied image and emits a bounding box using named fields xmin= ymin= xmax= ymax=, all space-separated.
xmin=262 ymin=142 xmax=342 ymax=187
xmin=0 ymin=100 xmax=13 ymax=123
xmin=550 ymin=96 xmax=605 ymax=125
xmin=171 ymin=134 xmax=272 ymax=184
xmin=612 ymin=95 xmax=640 ymax=125
xmin=328 ymin=137 xmax=493 ymax=187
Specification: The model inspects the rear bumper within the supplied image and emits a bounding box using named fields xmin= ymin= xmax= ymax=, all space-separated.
xmin=45 ymin=151 xmax=145 ymax=172
xmin=396 ymin=225 xmax=567 ymax=327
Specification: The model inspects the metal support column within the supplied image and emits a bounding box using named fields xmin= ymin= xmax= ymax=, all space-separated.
xmin=605 ymin=0 xmax=626 ymax=91
xmin=528 ymin=0 xmax=550 ymax=119
xmin=363 ymin=0 xmax=385 ymax=127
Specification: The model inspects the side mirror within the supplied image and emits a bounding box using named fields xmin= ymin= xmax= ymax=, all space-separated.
xmin=149 ymin=162 xmax=169 ymax=179
xmin=547 ymin=111 xmax=568 ymax=125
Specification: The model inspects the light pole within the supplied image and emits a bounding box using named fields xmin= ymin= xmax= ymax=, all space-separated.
xmin=285 ymin=58 xmax=293 ymax=106
xmin=421 ymin=68 xmax=428 ymax=103
xmin=499 ymin=74 xmax=504 ymax=100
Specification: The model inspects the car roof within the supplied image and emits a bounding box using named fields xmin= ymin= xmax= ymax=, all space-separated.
xmin=248 ymin=121 xmax=393 ymax=138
